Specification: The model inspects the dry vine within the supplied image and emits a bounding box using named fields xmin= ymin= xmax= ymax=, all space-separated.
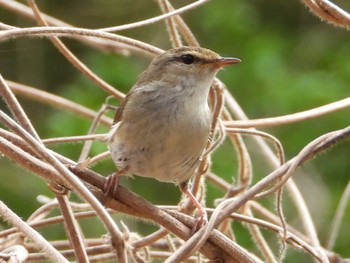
xmin=0 ymin=0 xmax=349 ymax=262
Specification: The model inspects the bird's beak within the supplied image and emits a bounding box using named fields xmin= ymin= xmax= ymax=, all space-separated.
xmin=212 ymin=57 xmax=241 ymax=68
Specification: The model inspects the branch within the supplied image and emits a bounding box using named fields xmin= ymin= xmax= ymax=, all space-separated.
xmin=0 ymin=26 xmax=163 ymax=56
xmin=164 ymin=126 xmax=350 ymax=262
xmin=0 ymin=201 xmax=69 ymax=262
xmin=224 ymin=97 xmax=350 ymax=128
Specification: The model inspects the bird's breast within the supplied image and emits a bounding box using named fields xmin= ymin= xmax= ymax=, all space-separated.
xmin=108 ymin=82 xmax=212 ymax=183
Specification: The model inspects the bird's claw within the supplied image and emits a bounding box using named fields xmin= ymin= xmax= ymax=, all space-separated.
xmin=103 ymin=172 xmax=120 ymax=204
xmin=192 ymin=209 xmax=208 ymax=234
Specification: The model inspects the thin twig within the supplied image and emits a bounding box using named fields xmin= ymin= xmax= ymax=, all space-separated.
xmin=219 ymin=208 xmax=326 ymax=261
xmin=0 ymin=26 xmax=163 ymax=56
xmin=8 ymin=80 xmax=113 ymax=127
xmin=225 ymin=126 xmax=253 ymax=196
xmin=71 ymin=168 xmax=240 ymax=262
xmin=243 ymin=207 xmax=277 ymax=263
xmin=0 ymin=21 xmax=16 ymax=29
xmin=27 ymin=0 xmax=125 ymax=100
xmin=42 ymin=134 xmax=106 ymax=145
xmin=27 ymin=199 xmax=58 ymax=222
xmin=225 ymin=127 xmax=285 ymax=166
xmin=158 ymin=0 xmax=183 ymax=48
xmin=0 ymin=130 xmax=65 ymax=185
xmin=0 ymin=74 xmax=39 ymax=140
xmin=0 ymin=200 xmax=69 ymax=263
xmin=0 ymin=111 xmax=127 ymax=263
xmin=77 ymin=102 xmax=110 ymax=163
xmin=99 ymin=0 xmax=211 ymax=32
xmin=224 ymin=97 xmax=350 ymax=128
xmin=0 ymin=0 xmax=131 ymax=54
xmin=326 ymin=179 xmax=350 ymax=250
xmin=53 ymin=188 xmax=89 ymax=263
xmin=132 ymin=229 xmax=168 ymax=249
xmin=224 ymin=90 xmax=321 ymax=259
xmin=275 ymin=188 xmax=288 ymax=261
xmin=165 ymin=126 xmax=350 ymax=262
xmin=164 ymin=1 xmax=200 ymax=46
xmin=301 ymin=0 xmax=350 ymax=28
xmin=249 ymin=201 xmax=310 ymax=242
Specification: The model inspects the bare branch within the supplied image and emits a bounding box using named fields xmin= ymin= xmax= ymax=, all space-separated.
xmin=164 ymin=126 xmax=350 ymax=262
xmin=301 ymin=0 xmax=350 ymax=28
xmin=0 ymin=26 xmax=163 ymax=56
xmin=0 ymin=75 xmax=39 ymax=140
xmin=224 ymin=97 xmax=350 ymax=128
xmin=53 ymin=189 xmax=89 ymax=263
xmin=0 ymin=201 xmax=69 ymax=263
xmin=326 ymin=179 xmax=350 ymax=250
xmin=8 ymin=80 xmax=113 ymax=127
xmin=0 ymin=111 xmax=127 ymax=263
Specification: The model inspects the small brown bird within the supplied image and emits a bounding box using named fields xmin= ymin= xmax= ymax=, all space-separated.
xmin=106 ymin=46 xmax=240 ymax=227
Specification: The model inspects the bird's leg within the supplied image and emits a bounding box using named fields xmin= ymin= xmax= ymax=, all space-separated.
xmin=103 ymin=170 xmax=124 ymax=203
xmin=179 ymin=182 xmax=208 ymax=232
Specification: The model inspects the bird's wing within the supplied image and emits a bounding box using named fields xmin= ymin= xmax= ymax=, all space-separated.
xmin=113 ymin=92 xmax=129 ymax=124
xmin=113 ymin=67 xmax=152 ymax=124
xmin=107 ymin=91 xmax=134 ymax=142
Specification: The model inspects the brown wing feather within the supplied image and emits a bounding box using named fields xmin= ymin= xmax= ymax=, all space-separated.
xmin=113 ymin=66 xmax=153 ymax=124
xmin=113 ymin=93 xmax=130 ymax=124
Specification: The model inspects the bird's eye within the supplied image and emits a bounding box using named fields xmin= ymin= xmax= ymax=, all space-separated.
xmin=181 ymin=54 xmax=195 ymax=65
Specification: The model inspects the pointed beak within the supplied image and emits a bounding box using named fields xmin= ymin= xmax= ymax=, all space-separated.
xmin=212 ymin=57 xmax=241 ymax=68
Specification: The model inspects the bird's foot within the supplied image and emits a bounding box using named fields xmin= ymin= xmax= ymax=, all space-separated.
xmin=179 ymin=182 xmax=208 ymax=233
xmin=103 ymin=171 xmax=123 ymax=204
xmin=192 ymin=207 xmax=208 ymax=234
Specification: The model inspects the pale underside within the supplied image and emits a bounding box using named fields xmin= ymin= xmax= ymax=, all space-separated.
xmin=107 ymin=80 xmax=212 ymax=184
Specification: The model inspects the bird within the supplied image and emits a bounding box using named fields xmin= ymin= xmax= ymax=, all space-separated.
xmin=105 ymin=46 xmax=240 ymax=228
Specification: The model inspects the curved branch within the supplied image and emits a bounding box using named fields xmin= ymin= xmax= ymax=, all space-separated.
xmin=224 ymin=97 xmax=350 ymax=128
xmin=164 ymin=126 xmax=350 ymax=262
xmin=0 ymin=26 xmax=163 ymax=56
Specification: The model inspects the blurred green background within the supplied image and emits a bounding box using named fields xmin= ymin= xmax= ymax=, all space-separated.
xmin=0 ymin=0 xmax=350 ymax=262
